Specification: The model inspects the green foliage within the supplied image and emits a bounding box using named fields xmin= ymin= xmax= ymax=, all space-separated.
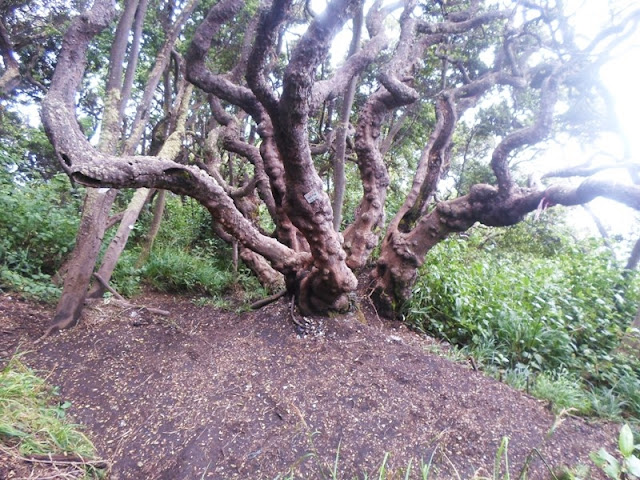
xmin=0 ymin=114 xmax=61 ymax=182
xmin=591 ymin=424 xmax=640 ymax=479
xmin=406 ymin=219 xmax=640 ymax=419
xmin=0 ymin=355 xmax=105 ymax=477
xmin=531 ymin=372 xmax=591 ymax=415
xmin=143 ymin=247 xmax=234 ymax=295
xmin=0 ymin=174 xmax=82 ymax=302
xmin=155 ymin=194 xmax=211 ymax=249
xmin=110 ymin=250 xmax=145 ymax=298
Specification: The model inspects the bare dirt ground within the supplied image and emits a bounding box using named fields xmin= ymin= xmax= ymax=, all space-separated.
xmin=0 ymin=291 xmax=618 ymax=479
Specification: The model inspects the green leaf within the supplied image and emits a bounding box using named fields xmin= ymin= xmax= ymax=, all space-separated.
xmin=591 ymin=449 xmax=620 ymax=479
xmin=620 ymin=424 xmax=635 ymax=458
xmin=625 ymin=455 xmax=640 ymax=477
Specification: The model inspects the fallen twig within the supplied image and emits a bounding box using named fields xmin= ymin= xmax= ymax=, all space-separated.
xmin=0 ymin=444 xmax=109 ymax=470
xmin=93 ymin=274 xmax=170 ymax=316
xmin=24 ymin=453 xmax=110 ymax=470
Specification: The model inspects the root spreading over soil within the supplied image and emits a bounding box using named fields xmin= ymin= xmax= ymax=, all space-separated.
xmin=0 ymin=292 xmax=617 ymax=479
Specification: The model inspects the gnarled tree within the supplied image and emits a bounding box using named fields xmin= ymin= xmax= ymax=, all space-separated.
xmin=41 ymin=0 xmax=640 ymax=329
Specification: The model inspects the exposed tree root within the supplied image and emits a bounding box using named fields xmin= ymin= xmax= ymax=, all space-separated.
xmin=249 ymin=289 xmax=287 ymax=310
xmin=39 ymin=274 xmax=170 ymax=341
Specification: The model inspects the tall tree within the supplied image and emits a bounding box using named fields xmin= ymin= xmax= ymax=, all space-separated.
xmin=46 ymin=0 xmax=199 ymax=333
xmin=42 ymin=0 xmax=640 ymax=329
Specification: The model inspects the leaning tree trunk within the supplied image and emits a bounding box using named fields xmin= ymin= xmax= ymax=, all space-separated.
xmin=87 ymin=83 xmax=193 ymax=299
xmin=86 ymin=187 xmax=151 ymax=298
xmin=136 ymin=189 xmax=166 ymax=268
xmin=47 ymin=0 xmax=140 ymax=333
xmin=47 ymin=0 xmax=198 ymax=331
xmin=46 ymin=188 xmax=118 ymax=334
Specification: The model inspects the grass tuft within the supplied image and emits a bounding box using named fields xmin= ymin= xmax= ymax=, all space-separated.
xmin=0 ymin=354 xmax=106 ymax=477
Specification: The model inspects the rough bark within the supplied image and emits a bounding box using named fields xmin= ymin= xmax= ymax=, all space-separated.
xmin=46 ymin=0 xmax=204 ymax=331
xmin=41 ymin=0 xmax=640 ymax=328
xmin=371 ymin=54 xmax=631 ymax=312
xmin=41 ymin=0 xmax=306 ymax=278
xmin=343 ymin=1 xmax=420 ymax=269
xmin=45 ymin=0 xmax=124 ymax=334
xmin=271 ymin=0 xmax=361 ymax=314
xmin=45 ymin=188 xmax=118 ymax=334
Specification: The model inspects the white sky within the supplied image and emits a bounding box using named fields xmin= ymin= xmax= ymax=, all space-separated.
xmin=559 ymin=0 xmax=640 ymax=242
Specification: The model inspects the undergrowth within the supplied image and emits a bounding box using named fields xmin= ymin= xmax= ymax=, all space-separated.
xmin=0 ymin=174 xmax=81 ymax=302
xmin=406 ymin=220 xmax=640 ymax=422
xmin=0 ymin=355 xmax=107 ymax=478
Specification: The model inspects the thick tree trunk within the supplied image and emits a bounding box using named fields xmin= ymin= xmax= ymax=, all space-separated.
xmin=343 ymin=3 xmax=419 ymax=269
xmin=371 ymin=208 xmax=457 ymax=316
xmin=46 ymin=188 xmax=117 ymax=334
xmin=47 ymin=0 xmax=141 ymax=333
xmin=47 ymin=0 xmax=198 ymax=332
xmin=252 ymin=0 xmax=360 ymax=314
xmin=42 ymin=0 xmax=640 ymax=329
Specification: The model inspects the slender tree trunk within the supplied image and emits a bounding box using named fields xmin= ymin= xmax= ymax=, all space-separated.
xmin=88 ymin=83 xmax=193 ymax=298
xmin=583 ymin=204 xmax=614 ymax=253
xmin=331 ymin=5 xmax=362 ymax=231
xmin=86 ymin=187 xmax=151 ymax=298
xmin=136 ymin=189 xmax=166 ymax=267
xmin=626 ymin=236 xmax=640 ymax=271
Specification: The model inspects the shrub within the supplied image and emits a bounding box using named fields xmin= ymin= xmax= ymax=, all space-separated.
xmin=406 ymin=221 xmax=640 ymax=419
xmin=143 ymin=247 xmax=235 ymax=295
xmin=0 ymin=174 xmax=82 ymax=301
